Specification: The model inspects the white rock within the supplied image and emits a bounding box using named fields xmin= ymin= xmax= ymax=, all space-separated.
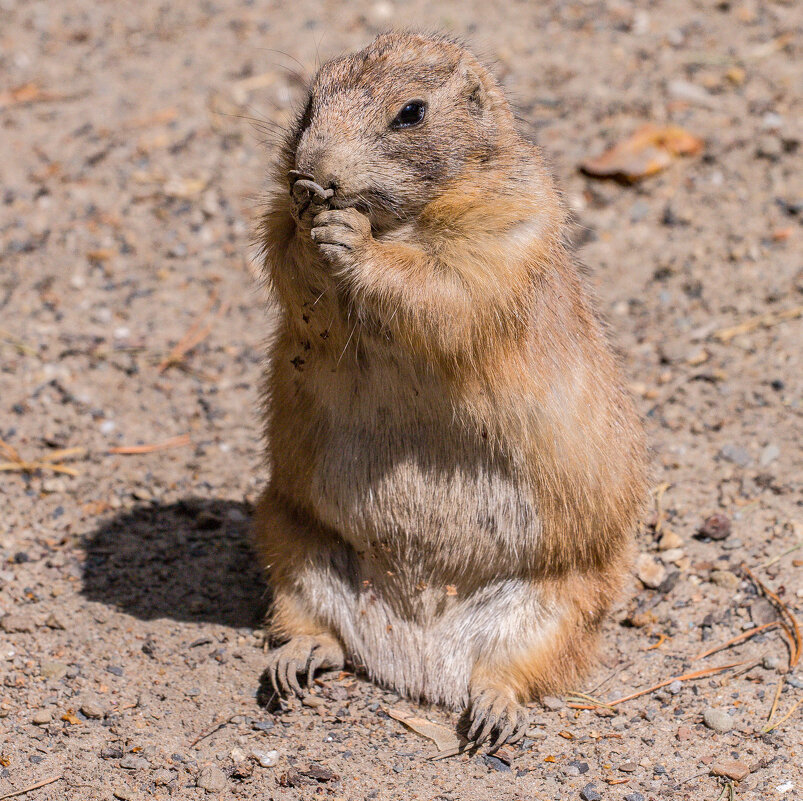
xmin=635 ymin=554 xmax=666 ymax=589
xmin=250 ymin=749 xmax=279 ymax=768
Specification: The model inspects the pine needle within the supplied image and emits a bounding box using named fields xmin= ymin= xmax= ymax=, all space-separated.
xmin=692 ymin=622 xmax=779 ymax=661
xmin=567 ymin=662 xmax=748 ymax=710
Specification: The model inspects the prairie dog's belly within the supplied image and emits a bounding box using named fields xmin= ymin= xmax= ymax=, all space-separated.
xmin=298 ymin=356 xmax=540 ymax=570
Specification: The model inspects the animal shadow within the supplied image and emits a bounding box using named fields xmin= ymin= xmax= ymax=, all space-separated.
xmin=81 ymin=498 xmax=268 ymax=628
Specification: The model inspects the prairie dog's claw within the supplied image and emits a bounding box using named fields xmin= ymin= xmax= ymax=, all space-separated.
xmin=466 ymin=689 xmax=529 ymax=754
xmin=292 ymin=178 xmax=334 ymax=204
xmin=263 ymin=634 xmax=344 ymax=699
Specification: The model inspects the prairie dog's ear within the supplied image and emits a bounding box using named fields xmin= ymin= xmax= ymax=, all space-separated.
xmin=460 ymin=60 xmax=488 ymax=111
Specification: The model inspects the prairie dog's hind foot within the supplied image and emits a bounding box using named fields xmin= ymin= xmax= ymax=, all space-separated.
xmin=464 ymin=687 xmax=529 ymax=754
xmin=263 ymin=633 xmax=344 ymax=698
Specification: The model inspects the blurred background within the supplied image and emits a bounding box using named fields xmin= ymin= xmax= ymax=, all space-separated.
xmin=1 ymin=1 xmax=801 ymax=799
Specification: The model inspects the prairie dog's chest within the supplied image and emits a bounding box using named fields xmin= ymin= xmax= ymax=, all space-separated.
xmin=300 ymin=356 xmax=537 ymax=556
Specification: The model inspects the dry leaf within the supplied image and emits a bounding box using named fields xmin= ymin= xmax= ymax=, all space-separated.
xmin=61 ymin=709 xmax=81 ymax=725
xmin=580 ymin=124 xmax=704 ymax=182
xmin=387 ymin=708 xmax=461 ymax=752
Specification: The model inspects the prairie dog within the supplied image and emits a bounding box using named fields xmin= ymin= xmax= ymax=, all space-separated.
xmin=254 ymin=31 xmax=647 ymax=751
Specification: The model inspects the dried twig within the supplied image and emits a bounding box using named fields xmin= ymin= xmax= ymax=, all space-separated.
xmin=189 ymin=714 xmax=239 ymax=748
xmin=109 ymin=434 xmax=191 ymax=455
xmin=692 ymin=622 xmax=779 ymax=661
xmin=0 ymin=439 xmax=85 ymax=476
xmin=158 ymin=290 xmax=228 ymax=373
xmin=713 ymin=305 xmax=802 ymax=343
xmin=763 ymin=698 xmax=802 ymax=734
xmin=0 ymin=776 xmax=62 ymax=800
xmin=767 ymin=676 xmax=784 ymax=724
xmin=652 ymin=482 xmax=671 ymax=535
xmin=741 ymin=564 xmax=801 ymax=667
xmin=762 ymin=541 xmax=803 ymax=569
xmin=0 ymin=327 xmax=38 ymax=356
xmin=567 ymin=662 xmax=748 ymax=710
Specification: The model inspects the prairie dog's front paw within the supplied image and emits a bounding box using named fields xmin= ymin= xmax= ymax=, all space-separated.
xmin=263 ymin=634 xmax=344 ymax=698
xmin=465 ymin=688 xmax=529 ymax=753
xmin=311 ymin=208 xmax=372 ymax=268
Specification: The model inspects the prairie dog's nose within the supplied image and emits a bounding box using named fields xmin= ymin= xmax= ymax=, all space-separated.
xmin=304 ymin=149 xmax=341 ymax=196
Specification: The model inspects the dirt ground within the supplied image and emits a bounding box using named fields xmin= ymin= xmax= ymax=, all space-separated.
xmin=1 ymin=1 xmax=801 ymax=799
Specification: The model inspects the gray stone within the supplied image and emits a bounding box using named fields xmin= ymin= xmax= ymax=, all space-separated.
xmin=80 ymin=700 xmax=104 ymax=719
xmin=119 ymin=756 xmax=149 ymax=770
xmin=152 ymin=768 xmax=176 ymax=785
xmin=720 ymin=444 xmax=751 ymax=467
xmin=762 ymin=655 xmax=780 ymax=670
xmin=580 ymin=784 xmax=602 ymax=801
xmin=786 ymin=675 xmax=803 ymax=689
xmin=40 ymin=660 xmax=68 ymax=680
xmin=710 ymin=570 xmax=739 ymax=590
xmin=625 ymin=794 xmax=645 ymax=801
xmin=541 ymin=695 xmax=564 ymax=711
xmin=45 ymin=611 xmax=67 ymax=630
xmin=1 ymin=614 xmax=34 ymax=633
xmin=703 ymin=708 xmax=734 ymax=733
xmin=196 ymin=766 xmax=227 ymax=793
xmin=31 ymin=709 xmax=52 ymax=725
xmin=760 ymin=444 xmax=780 ymax=466
xmin=751 ymin=599 xmax=777 ymax=626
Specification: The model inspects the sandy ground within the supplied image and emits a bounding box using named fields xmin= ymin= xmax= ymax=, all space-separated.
xmin=1 ymin=1 xmax=802 ymax=799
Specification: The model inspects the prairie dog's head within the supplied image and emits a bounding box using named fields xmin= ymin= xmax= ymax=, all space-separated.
xmin=287 ymin=32 xmax=517 ymax=228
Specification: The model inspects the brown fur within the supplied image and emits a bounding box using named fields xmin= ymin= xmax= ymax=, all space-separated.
xmin=254 ymin=31 xmax=647 ymax=748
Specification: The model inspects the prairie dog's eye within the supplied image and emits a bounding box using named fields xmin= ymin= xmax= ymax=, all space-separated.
xmin=391 ymin=100 xmax=426 ymax=129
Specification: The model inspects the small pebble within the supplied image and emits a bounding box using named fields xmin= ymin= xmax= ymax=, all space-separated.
xmin=698 ymin=513 xmax=731 ymax=540
xmin=619 ymin=762 xmax=637 ymax=772
xmin=484 ymin=755 xmax=511 ymax=772
xmin=196 ymin=766 xmax=227 ymax=793
xmin=80 ymin=700 xmax=104 ymax=719
xmin=719 ymin=444 xmax=751 ymax=467
xmin=667 ymin=680 xmax=682 ymax=694
xmin=302 ymin=694 xmax=325 ymax=708
xmin=786 ymin=675 xmax=803 ymax=689
xmin=152 ymin=768 xmax=176 ymax=786
xmin=711 ymin=759 xmax=751 ymax=781
xmin=625 ymin=794 xmax=645 ymax=801
xmin=32 ymin=709 xmax=52 ymax=725
xmin=676 ymin=725 xmax=692 ymax=740
xmin=762 ymin=655 xmax=780 ymax=670
xmin=580 ymin=783 xmax=602 ymax=801
xmin=658 ymin=530 xmax=683 ymax=551
xmin=760 ymin=443 xmax=780 ymax=466
xmin=40 ymin=660 xmax=68 ymax=680
xmin=710 ymin=570 xmax=739 ymax=590
xmin=119 ymin=756 xmax=149 ymax=770
xmin=1 ymin=614 xmax=34 ymax=633
xmin=635 ymin=553 xmax=666 ymax=589
xmin=230 ymin=747 xmax=246 ymax=763
xmin=45 ymin=611 xmax=67 ymax=630
xmin=250 ymin=749 xmax=279 ymax=768
xmin=112 ymin=788 xmax=134 ymax=801
xmin=703 ymin=708 xmax=734 ymax=733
